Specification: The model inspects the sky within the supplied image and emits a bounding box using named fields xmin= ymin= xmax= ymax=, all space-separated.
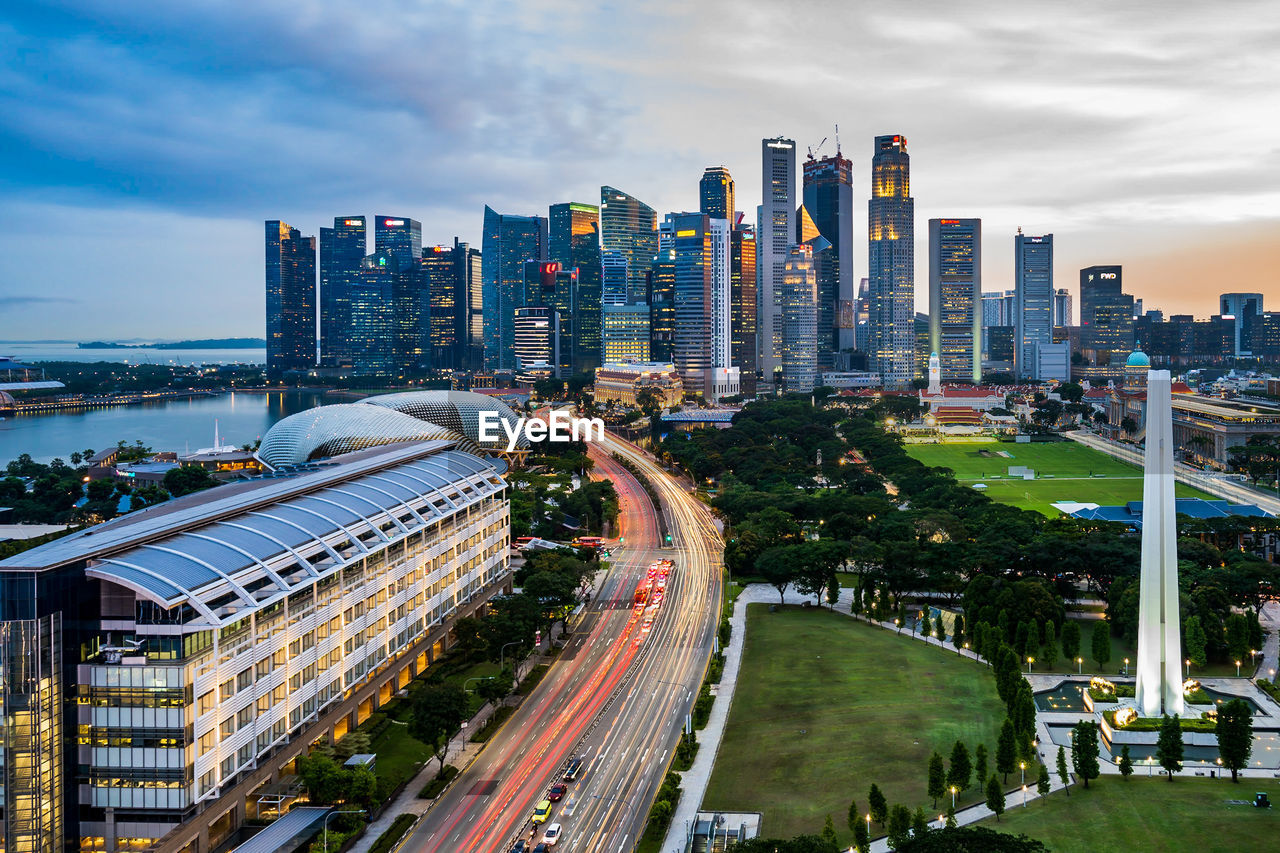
xmin=1 ymin=0 xmax=1278 ymax=340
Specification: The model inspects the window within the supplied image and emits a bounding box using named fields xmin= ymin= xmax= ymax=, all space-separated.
xmin=198 ymin=690 xmax=216 ymax=716
xmin=219 ymin=718 xmax=235 ymax=739
xmin=219 ymin=679 xmax=234 ymax=702
xmin=237 ymin=706 xmax=253 ymax=730
xmin=199 ymin=730 xmax=216 ymax=755
xmin=236 ymin=668 xmax=253 ymax=692
xmin=256 ymin=659 xmax=272 ymax=679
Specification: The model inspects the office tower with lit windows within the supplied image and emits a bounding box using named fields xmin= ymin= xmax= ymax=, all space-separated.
xmin=318 ymin=216 xmax=366 ymax=367
xmin=867 ymin=135 xmax=915 ymax=387
xmin=481 ymin=206 xmax=547 ymax=370
xmin=600 ymin=187 xmax=658 ymax=303
xmin=928 ymin=218 xmax=982 ymax=384
xmin=550 ymin=202 xmax=603 ymax=372
xmin=648 ymin=249 xmax=676 ymax=363
xmin=375 ymin=216 xmax=422 ymax=270
xmin=525 ymin=260 xmax=581 ymax=377
xmin=700 ymin=166 xmax=735 ymax=221
xmin=803 ymin=149 xmax=854 ymax=369
xmin=731 ymin=226 xmax=758 ymax=396
xmin=371 ymin=218 xmax=427 ymax=373
xmin=602 ymin=305 xmax=651 ymax=363
xmin=1079 ymin=265 xmax=1134 ymax=370
xmin=1053 ymin=288 xmax=1073 ymax=328
xmin=513 ymin=305 xmax=560 ymax=375
xmin=265 ymin=220 xmax=317 ymax=374
xmin=759 ymin=137 xmax=797 ymax=386
xmin=452 ymin=238 xmax=484 ymax=372
xmin=1220 ymin=292 xmax=1264 ymax=356
xmin=602 ymin=252 xmax=630 ymax=307
xmin=667 ymin=212 xmax=714 ymax=394
xmin=422 ymin=244 xmax=467 ymax=371
xmin=780 ymin=244 xmax=818 ymax=393
xmin=1014 ymin=231 xmax=1054 ymax=379
xmin=347 ymin=250 xmax=402 ymax=376
xmin=709 ymin=219 xmax=732 ymax=374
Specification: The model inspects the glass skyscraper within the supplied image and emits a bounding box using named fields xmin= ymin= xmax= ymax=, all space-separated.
xmin=422 ymin=244 xmax=462 ymax=371
xmin=731 ymin=227 xmax=757 ymax=397
xmin=348 ymin=250 xmax=400 ymax=376
xmin=759 ymin=137 xmax=797 ymax=386
xmin=928 ymin=218 xmax=982 ymax=384
xmin=867 ymin=135 xmax=915 ymax=387
xmin=1079 ymin=264 xmax=1133 ymax=367
xmin=648 ymin=249 xmax=676 ymax=363
xmin=1014 ymin=231 xmax=1054 ymax=378
xmin=550 ymin=202 xmax=602 ymax=373
xmin=481 ymin=206 xmax=547 ymax=371
xmin=600 ymin=187 xmax=657 ymax=304
xmin=699 ymin=166 xmax=735 ymax=221
xmin=602 ymin=304 xmax=651 ymax=363
xmin=374 ymin=216 xmax=422 ymax=270
xmin=602 ymin=251 xmax=630 ymax=307
xmin=668 ymin=212 xmax=713 ymax=394
xmin=319 ymin=216 xmax=365 ymax=367
xmin=525 ymin=260 xmax=579 ymax=377
xmin=265 ymin=220 xmax=317 ymax=374
xmin=802 ymin=151 xmax=854 ymax=369
xmin=781 ymin=244 xmax=818 ymax=393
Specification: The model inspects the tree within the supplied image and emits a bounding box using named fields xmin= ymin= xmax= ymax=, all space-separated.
xmin=162 ymin=464 xmax=219 ymax=497
xmin=974 ymin=744 xmax=989 ymax=789
xmin=952 ymin=613 xmax=965 ymax=651
xmin=911 ymin=807 xmax=928 ymax=839
xmin=1041 ymin=620 xmax=1058 ymax=668
xmin=821 ymin=814 xmax=838 ymax=847
xmin=1061 ymin=620 xmax=1080 ymax=663
xmin=895 ymin=826 xmax=1048 ymax=852
xmin=1156 ymin=715 xmax=1184 ymax=780
xmin=985 ymin=774 xmax=1006 ymax=822
xmin=347 ymin=764 xmax=378 ymax=812
xmin=887 ymin=804 xmax=912 ymax=850
xmin=1118 ymin=745 xmax=1133 ymax=781
xmin=1216 ymin=699 xmax=1253 ymax=782
xmin=853 ymin=816 xmax=870 ymax=853
xmin=1014 ymin=621 xmax=1030 ymax=657
xmin=409 ymin=683 xmax=468 ymax=778
xmin=868 ymin=783 xmax=888 ymax=826
xmin=1071 ymin=721 xmax=1100 ymax=788
xmin=1025 ymin=621 xmax=1040 ymax=662
xmin=947 ymin=741 xmax=972 ymax=792
xmin=1225 ymin=612 xmax=1251 ymax=665
xmin=935 ymin=617 xmax=947 ymax=645
xmin=927 ymin=752 xmax=946 ymax=807
xmin=1056 ymin=746 xmax=1070 ymax=797
xmin=996 ymin=718 xmax=1017 ymax=783
xmin=298 ymin=752 xmax=346 ymax=805
xmin=1036 ymin=762 xmax=1051 ymax=798
xmin=826 ymin=574 xmax=840 ymax=607
xmin=757 ymin=544 xmax=798 ymax=603
xmin=1091 ymin=623 xmax=1112 ymax=669
xmin=921 ymin=609 xmax=931 ymax=638
xmin=847 ymin=798 xmax=859 ymax=837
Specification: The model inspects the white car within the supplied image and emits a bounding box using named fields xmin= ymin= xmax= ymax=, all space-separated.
xmin=541 ymin=823 xmax=563 ymax=846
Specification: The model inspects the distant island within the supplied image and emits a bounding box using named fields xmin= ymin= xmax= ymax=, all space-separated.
xmin=79 ymin=338 xmax=266 ymax=350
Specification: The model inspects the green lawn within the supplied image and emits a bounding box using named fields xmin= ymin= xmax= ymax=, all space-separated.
xmin=369 ymin=720 xmax=432 ymax=788
xmin=989 ymin=777 xmax=1280 ymax=851
xmin=905 ymin=441 xmax=1214 ymax=516
xmin=703 ymin=605 xmax=1006 ymax=845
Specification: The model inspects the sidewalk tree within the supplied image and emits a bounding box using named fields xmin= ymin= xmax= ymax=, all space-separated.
xmin=927 ymin=752 xmax=946 ymax=807
xmin=409 ymin=682 xmax=468 ymax=779
xmin=985 ymin=774 xmax=1006 ymax=822
xmin=1036 ymin=762 xmax=1051 ymax=797
xmin=853 ymin=817 xmax=870 ymax=853
xmin=887 ymin=804 xmax=912 ymax=849
xmin=1015 ymin=621 xmax=1030 ymax=657
xmin=1071 ymin=721 xmax=1100 ymax=788
xmin=1216 ymin=699 xmax=1253 ymax=782
xmin=952 ymin=613 xmax=965 ymax=650
xmin=826 ymin=574 xmax=840 ymax=607
xmin=1091 ymin=623 xmax=1112 ymax=669
xmin=1156 ymin=715 xmax=1184 ymax=780
xmin=996 ymin=719 xmax=1017 ymax=783
xmin=869 ymin=783 xmax=888 ymax=825
xmin=298 ymin=752 xmax=345 ymax=805
xmin=974 ymin=744 xmax=989 ymax=787
xmin=1060 ymin=620 xmax=1080 ymax=663
xmin=947 ymin=741 xmax=972 ymax=792
xmin=1025 ymin=621 xmax=1040 ymax=661
xmin=911 ymin=807 xmax=928 ymax=838
xmin=921 ymin=609 xmax=932 ymax=638
xmin=1118 ymin=745 xmax=1133 ymax=780
xmin=935 ymin=618 xmax=947 ymax=644
xmin=1056 ymin=746 xmax=1070 ymax=796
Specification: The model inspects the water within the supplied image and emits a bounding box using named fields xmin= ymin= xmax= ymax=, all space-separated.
xmin=1034 ymin=680 xmax=1091 ymax=712
xmin=0 ymin=391 xmax=326 ymax=465
xmin=0 ymin=341 xmax=266 ymax=366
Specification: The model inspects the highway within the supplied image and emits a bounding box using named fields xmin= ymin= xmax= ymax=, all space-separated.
xmin=404 ymin=432 xmax=723 ymax=852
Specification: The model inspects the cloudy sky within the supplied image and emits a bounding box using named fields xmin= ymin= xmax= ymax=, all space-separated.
xmin=1 ymin=0 xmax=1278 ymax=340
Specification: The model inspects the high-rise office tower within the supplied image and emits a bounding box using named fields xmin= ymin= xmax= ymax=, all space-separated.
xmin=347 ymin=250 xmax=400 ymax=376
xmin=602 ymin=252 xmax=630 ymax=307
xmin=265 ymin=220 xmax=317 ymax=374
xmin=454 ymin=238 xmax=484 ymax=372
xmin=513 ymin=305 xmax=559 ymax=375
xmin=1053 ymin=288 xmax=1073 ymax=328
xmin=374 ymin=216 xmax=422 ymax=270
xmin=854 ymin=277 xmax=870 ymax=353
xmin=600 ymin=187 xmax=658 ymax=303
xmin=668 ymin=212 xmax=714 ymax=394
xmin=759 ymin=137 xmax=797 ymax=386
xmin=1014 ymin=231 xmax=1054 ymax=379
xmin=710 ymin=218 xmax=732 ymax=373
xmin=780 ymin=244 xmax=818 ymax=393
xmin=602 ymin=304 xmax=651 ymax=363
xmin=867 ymin=135 xmax=915 ymax=386
xmin=803 ymin=148 xmax=854 ymax=369
xmin=700 ymin=166 xmax=735 ymax=221
xmin=550 ymin=202 xmax=603 ymax=373
xmin=648 ymin=249 xmax=676 ymax=363
xmin=1220 ymin=292 xmax=1264 ymax=356
xmin=481 ymin=206 xmax=547 ymax=371
xmin=928 ymin=218 xmax=982 ymax=384
xmin=422 ymin=244 xmax=466 ymax=371
xmin=731 ymin=226 xmax=758 ymax=396
xmin=525 ymin=260 xmax=578 ymax=377
xmin=318 ymin=216 xmax=365 ymax=367
xmin=1079 ymin=265 xmax=1134 ymax=367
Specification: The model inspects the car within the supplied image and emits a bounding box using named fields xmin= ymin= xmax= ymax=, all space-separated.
xmin=531 ymin=800 xmax=553 ymax=824
xmin=509 ymin=842 xmax=527 ymax=853
xmin=532 ymin=845 xmax=550 ymax=853
xmin=563 ymin=758 xmax=583 ymax=781
xmin=541 ymin=823 xmax=562 ymax=846
xmin=547 ymin=783 xmax=568 ymax=801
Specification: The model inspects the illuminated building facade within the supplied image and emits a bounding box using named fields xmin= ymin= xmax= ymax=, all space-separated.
xmin=759 ymin=137 xmax=797 ymax=386
xmin=513 ymin=305 xmax=560 ymax=376
xmin=347 ymin=251 xmax=401 ymax=377
xmin=780 ymin=243 xmax=818 ymax=393
xmin=647 ymin=249 xmax=676 ymax=363
xmin=602 ymin=252 xmax=629 ymax=307
xmin=867 ymin=135 xmax=915 ymax=387
xmin=599 ymin=187 xmax=657 ymax=304
xmin=550 ymin=202 xmax=603 ymax=372
xmin=319 ymin=216 xmax=366 ymax=368
xmin=668 ymin=212 xmax=713 ymax=394
xmin=803 ymin=150 xmax=854 ymax=369
xmin=374 ymin=216 xmax=422 ymax=271
xmin=593 ymin=362 xmax=684 ymax=409
xmin=699 ymin=166 xmax=735 ymax=221
xmin=265 ymin=220 xmax=317 ymax=374
xmin=524 ymin=260 xmax=579 ymax=377
xmin=602 ymin=304 xmax=650 ymax=363
xmin=482 ymin=207 xmax=547 ymax=371
xmin=928 ymin=218 xmax=982 ymax=383
xmin=422 ymin=244 xmax=463 ymax=370
xmin=1014 ymin=231 xmax=1053 ymax=379
xmin=730 ymin=227 xmax=757 ymax=396
xmin=1220 ymin=292 xmax=1264 ymax=356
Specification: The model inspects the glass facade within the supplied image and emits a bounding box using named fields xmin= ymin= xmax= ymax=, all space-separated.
xmin=265 ymin=221 xmax=317 ymax=374
xmin=481 ymin=207 xmax=547 ymax=371
xmin=667 ymin=213 xmax=713 ymax=394
xmin=347 ymin=251 xmax=401 ymax=377
xmin=602 ymin=305 xmax=651 ymax=364
xmin=1080 ymin=265 xmax=1134 ymax=371
xmin=513 ymin=306 xmax=559 ymax=373
xmin=928 ymin=218 xmax=982 ymax=384
xmin=599 ymin=187 xmax=658 ymax=305
xmin=422 ymin=245 xmax=463 ymax=371
xmin=759 ymin=138 xmax=796 ymax=384
xmin=1014 ymin=232 xmax=1054 ymax=379
xmin=647 ymin=250 xmax=676 ymax=363
xmin=699 ymin=167 xmax=734 ymax=221
xmin=730 ymin=227 xmax=757 ymax=397
xmin=1 ymin=614 xmax=62 ymax=853
xmin=602 ymin=252 xmax=629 ymax=308
xmin=781 ymin=244 xmax=818 ymax=393
xmin=319 ymin=216 xmax=366 ymax=368
xmin=802 ymin=153 xmax=853 ymax=370
xmin=867 ymin=135 xmax=915 ymax=387
xmin=549 ymin=203 xmax=602 ymax=374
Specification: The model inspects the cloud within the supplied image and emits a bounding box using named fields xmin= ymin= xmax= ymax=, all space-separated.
xmin=0 ymin=295 xmax=78 ymax=307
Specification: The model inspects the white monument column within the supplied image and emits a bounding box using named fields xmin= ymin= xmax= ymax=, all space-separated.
xmin=927 ymin=352 xmax=941 ymax=396
xmin=1134 ymin=369 xmax=1184 ymax=717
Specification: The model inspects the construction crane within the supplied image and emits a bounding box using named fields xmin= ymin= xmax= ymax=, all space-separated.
xmin=807 ymin=137 xmax=827 ymax=161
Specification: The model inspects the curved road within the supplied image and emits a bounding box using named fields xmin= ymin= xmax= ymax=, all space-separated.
xmin=403 ymin=432 xmax=722 ymax=852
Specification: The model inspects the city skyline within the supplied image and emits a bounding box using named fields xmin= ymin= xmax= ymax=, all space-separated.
xmin=2 ymin=1 xmax=1279 ymax=339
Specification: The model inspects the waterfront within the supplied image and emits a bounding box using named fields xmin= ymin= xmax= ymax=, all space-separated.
xmin=0 ymin=390 xmax=325 ymax=464
xmin=0 ymin=341 xmax=266 ymax=366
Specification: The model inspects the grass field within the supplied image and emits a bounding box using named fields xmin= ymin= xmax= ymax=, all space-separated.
xmin=702 ymin=605 xmax=1006 ymax=845
xmin=989 ymin=777 xmax=1280 ymax=851
xmin=905 ymin=441 xmax=1214 ymax=515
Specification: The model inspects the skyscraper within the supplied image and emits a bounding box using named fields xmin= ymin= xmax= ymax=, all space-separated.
xmin=422 ymin=244 xmax=465 ymax=370
xmin=513 ymin=305 xmax=559 ymax=375
xmin=481 ymin=206 xmax=547 ymax=371
xmin=1079 ymin=265 xmax=1133 ymax=369
xmin=759 ymin=137 xmax=797 ymax=386
xmin=1220 ymin=292 xmax=1264 ymax=356
xmin=319 ymin=216 xmax=365 ymax=367
xmin=710 ymin=218 xmax=732 ymax=375
xmin=600 ymin=187 xmax=658 ymax=303
xmin=668 ymin=212 xmax=713 ymax=394
xmin=374 ymin=216 xmax=422 ymax=270
xmin=602 ymin=252 xmax=630 ymax=307
xmin=803 ymin=149 xmax=854 ymax=369
xmin=648 ymin=249 xmax=676 ymax=363
xmin=928 ymin=218 xmax=982 ymax=384
xmin=347 ymin=250 xmax=400 ymax=376
xmin=867 ymin=135 xmax=915 ymax=386
xmin=454 ymin=238 xmax=484 ymax=372
xmin=730 ymin=227 xmax=758 ymax=397
xmin=1014 ymin=231 xmax=1054 ymax=379
xmin=265 ymin=220 xmax=317 ymax=374
xmin=550 ymin=202 xmax=603 ymax=373
xmin=780 ymin=244 xmax=818 ymax=393
xmin=1053 ymin=288 xmax=1073 ymax=328
xmin=700 ymin=166 xmax=735 ymax=221
xmin=525 ymin=260 xmax=578 ymax=377
xmin=602 ymin=304 xmax=651 ymax=363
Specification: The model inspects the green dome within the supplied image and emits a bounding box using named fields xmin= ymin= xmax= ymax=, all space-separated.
xmin=1125 ymin=350 xmax=1150 ymax=367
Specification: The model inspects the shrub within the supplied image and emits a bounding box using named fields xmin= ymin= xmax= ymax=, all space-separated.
xmin=417 ymin=764 xmax=459 ymax=799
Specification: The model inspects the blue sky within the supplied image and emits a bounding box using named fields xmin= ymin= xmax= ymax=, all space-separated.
xmin=1 ymin=0 xmax=1277 ymax=339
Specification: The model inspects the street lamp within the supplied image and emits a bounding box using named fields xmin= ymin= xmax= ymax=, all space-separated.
xmin=1236 ymin=660 xmax=1242 ymax=677
xmin=895 ymin=618 xmax=901 ymax=635
xmin=1027 ymin=656 xmax=1035 ymax=674
xmin=1123 ymin=657 xmax=1129 ymax=676
xmin=1185 ymin=658 xmax=1190 ymax=678
xmin=323 ymin=810 xmax=365 ymax=852
xmin=1076 ymin=656 xmax=1083 ymax=674
xmin=866 ymin=813 xmax=871 ymax=838
xmin=950 ymin=786 xmax=957 ymax=810
xmin=1022 ymin=784 xmax=1027 ymax=808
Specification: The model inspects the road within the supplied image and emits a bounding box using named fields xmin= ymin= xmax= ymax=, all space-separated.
xmin=404 ymin=432 xmax=723 ymax=852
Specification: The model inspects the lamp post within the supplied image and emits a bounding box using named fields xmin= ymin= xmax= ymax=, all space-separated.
xmin=1020 ymin=761 xmax=1026 ymax=788
xmin=323 ymin=810 xmax=365 ymax=852
xmin=1022 ymin=784 xmax=1027 ymax=808
xmin=1147 ymin=757 xmax=1154 ymax=777
xmin=1123 ymin=657 xmax=1129 ymax=677
xmin=950 ymin=786 xmax=957 ymax=810
xmin=866 ymin=813 xmax=871 ymax=839
xmin=1027 ymin=656 xmax=1035 ymax=674
xmin=1236 ymin=660 xmax=1242 ymax=677
xmin=1076 ymin=656 xmax=1083 ymax=674
xmin=1216 ymin=757 xmax=1223 ymax=779
xmin=499 ymin=640 xmax=523 ymax=674
xmin=895 ymin=618 xmax=901 ymax=635
xmin=1185 ymin=658 xmax=1190 ymax=678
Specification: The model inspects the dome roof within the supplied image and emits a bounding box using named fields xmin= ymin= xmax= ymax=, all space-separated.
xmin=0 ymin=390 xmax=15 ymax=407
xmin=359 ymin=390 xmax=530 ymax=451
xmin=257 ymin=404 xmax=475 ymax=470
xmin=1125 ymin=350 xmax=1150 ymax=367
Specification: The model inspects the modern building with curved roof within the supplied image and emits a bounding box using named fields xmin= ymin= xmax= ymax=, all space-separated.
xmin=359 ymin=389 xmax=530 ymax=453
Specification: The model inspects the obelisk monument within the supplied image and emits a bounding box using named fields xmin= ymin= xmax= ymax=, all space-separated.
xmin=1134 ymin=369 xmax=1184 ymax=717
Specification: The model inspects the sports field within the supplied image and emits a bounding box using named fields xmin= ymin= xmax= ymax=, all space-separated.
xmin=905 ymin=441 xmax=1213 ymax=516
